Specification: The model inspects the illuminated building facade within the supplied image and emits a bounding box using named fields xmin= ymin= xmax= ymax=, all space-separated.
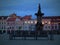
xmin=0 ymin=14 xmax=60 ymax=32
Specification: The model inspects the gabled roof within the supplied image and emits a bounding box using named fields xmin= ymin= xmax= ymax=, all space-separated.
xmin=7 ymin=17 xmax=16 ymax=22
xmin=22 ymin=15 xmax=32 ymax=20
xmin=7 ymin=16 xmax=22 ymax=22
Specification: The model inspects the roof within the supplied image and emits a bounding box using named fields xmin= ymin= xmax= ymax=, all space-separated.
xmin=7 ymin=17 xmax=16 ymax=22
xmin=42 ymin=16 xmax=60 ymax=19
xmin=22 ymin=15 xmax=32 ymax=20
xmin=7 ymin=16 xmax=22 ymax=22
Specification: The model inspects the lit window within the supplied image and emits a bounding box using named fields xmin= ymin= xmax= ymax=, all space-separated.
xmin=28 ymin=21 xmax=30 ymax=24
xmin=31 ymin=21 xmax=33 ymax=24
xmin=48 ymin=21 xmax=50 ymax=24
xmin=42 ymin=22 xmax=44 ymax=24
xmin=25 ymin=21 xmax=27 ymax=23
xmin=45 ymin=21 xmax=47 ymax=24
xmin=35 ymin=21 xmax=37 ymax=24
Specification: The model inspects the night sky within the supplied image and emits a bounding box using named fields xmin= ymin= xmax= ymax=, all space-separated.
xmin=0 ymin=0 xmax=60 ymax=18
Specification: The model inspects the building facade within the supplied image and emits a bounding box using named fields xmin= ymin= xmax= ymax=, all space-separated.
xmin=0 ymin=16 xmax=8 ymax=32
xmin=0 ymin=14 xmax=60 ymax=32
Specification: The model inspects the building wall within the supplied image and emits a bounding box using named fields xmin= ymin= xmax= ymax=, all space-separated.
xmin=0 ymin=19 xmax=7 ymax=31
xmin=0 ymin=14 xmax=60 ymax=31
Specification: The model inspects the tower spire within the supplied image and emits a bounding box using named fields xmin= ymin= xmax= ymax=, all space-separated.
xmin=38 ymin=3 xmax=41 ymax=13
xmin=35 ymin=3 xmax=44 ymax=16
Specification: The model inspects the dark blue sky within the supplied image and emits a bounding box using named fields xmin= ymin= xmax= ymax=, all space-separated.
xmin=0 ymin=0 xmax=60 ymax=18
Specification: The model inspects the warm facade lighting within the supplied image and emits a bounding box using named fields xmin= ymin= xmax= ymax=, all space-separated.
xmin=31 ymin=21 xmax=33 ymax=24
xmin=28 ymin=21 xmax=30 ymax=24
xmin=25 ymin=21 xmax=27 ymax=23
xmin=42 ymin=22 xmax=44 ymax=24
xmin=45 ymin=21 xmax=47 ymax=23
xmin=35 ymin=21 xmax=37 ymax=24
xmin=48 ymin=21 xmax=50 ymax=24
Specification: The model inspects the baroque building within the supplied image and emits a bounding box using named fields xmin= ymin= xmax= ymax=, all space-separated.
xmin=0 ymin=13 xmax=60 ymax=33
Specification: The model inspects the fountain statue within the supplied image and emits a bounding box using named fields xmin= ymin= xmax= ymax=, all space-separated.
xmin=35 ymin=3 xmax=44 ymax=40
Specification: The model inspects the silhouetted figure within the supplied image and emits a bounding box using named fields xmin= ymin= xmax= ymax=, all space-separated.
xmin=50 ymin=30 xmax=54 ymax=40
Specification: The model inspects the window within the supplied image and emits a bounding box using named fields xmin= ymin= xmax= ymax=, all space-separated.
xmin=0 ymin=22 xmax=1 ymax=24
xmin=24 ymin=26 xmax=27 ymax=30
xmin=25 ymin=21 xmax=27 ymax=23
xmin=48 ymin=21 xmax=50 ymax=24
xmin=4 ymin=26 xmax=5 ymax=29
xmin=4 ymin=22 xmax=6 ymax=24
xmin=28 ymin=21 xmax=30 ymax=24
xmin=45 ymin=26 xmax=47 ymax=29
xmin=42 ymin=22 xmax=44 ymax=24
xmin=2 ymin=27 xmax=3 ymax=29
xmin=59 ymin=25 xmax=60 ymax=30
xmin=55 ymin=26 xmax=57 ymax=29
xmin=12 ymin=27 xmax=14 ymax=29
xmin=51 ymin=26 xmax=54 ymax=29
xmin=31 ymin=21 xmax=33 ymax=24
xmin=7 ymin=28 xmax=9 ymax=30
xmin=9 ymin=27 xmax=11 ymax=29
xmin=35 ymin=21 xmax=37 ymax=24
xmin=2 ymin=23 xmax=3 ymax=24
xmin=19 ymin=26 xmax=22 ymax=29
xmin=45 ymin=21 xmax=47 ymax=24
xmin=48 ymin=26 xmax=50 ymax=29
